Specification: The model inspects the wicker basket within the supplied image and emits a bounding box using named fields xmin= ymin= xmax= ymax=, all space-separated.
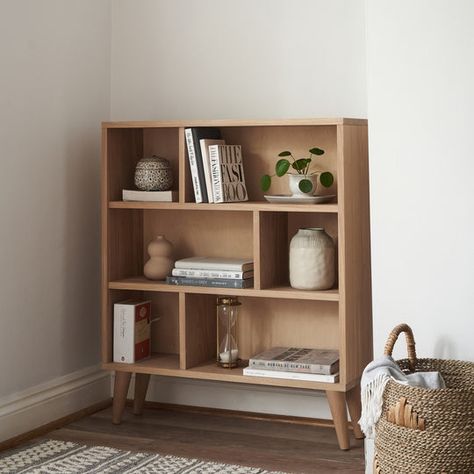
xmin=374 ymin=324 xmax=474 ymax=473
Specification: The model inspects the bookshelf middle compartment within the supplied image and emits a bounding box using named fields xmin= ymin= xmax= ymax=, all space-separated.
xmin=257 ymin=210 xmax=339 ymax=292
xmin=107 ymin=208 xmax=254 ymax=287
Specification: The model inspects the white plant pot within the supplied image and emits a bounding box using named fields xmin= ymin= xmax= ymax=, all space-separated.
xmin=289 ymin=228 xmax=336 ymax=290
xmin=288 ymin=174 xmax=317 ymax=196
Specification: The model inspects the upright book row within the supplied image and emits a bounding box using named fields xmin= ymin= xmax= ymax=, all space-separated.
xmin=185 ymin=127 xmax=248 ymax=203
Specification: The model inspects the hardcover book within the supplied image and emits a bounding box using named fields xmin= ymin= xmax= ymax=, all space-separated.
xmin=208 ymin=144 xmax=248 ymax=203
xmin=171 ymin=268 xmax=254 ymax=280
xmin=174 ymin=257 xmax=254 ymax=272
xmin=185 ymin=127 xmax=222 ymax=203
xmin=243 ymin=367 xmax=339 ymax=383
xmin=249 ymin=347 xmax=339 ymax=375
xmin=122 ymin=189 xmax=178 ymax=202
xmin=113 ymin=300 xmax=151 ymax=364
xmin=166 ymin=276 xmax=254 ymax=289
xmin=199 ymin=138 xmax=225 ymax=203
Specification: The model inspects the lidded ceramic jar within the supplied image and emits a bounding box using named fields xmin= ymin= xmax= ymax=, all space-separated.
xmin=289 ymin=228 xmax=335 ymax=290
xmin=143 ymin=235 xmax=174 ymax=280
xmin=134 ymin=155 xmax=173 ymax=191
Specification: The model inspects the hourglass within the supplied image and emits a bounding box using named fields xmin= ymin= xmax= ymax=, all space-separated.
xmin=216 ymin=296 xmax=241 ymax=368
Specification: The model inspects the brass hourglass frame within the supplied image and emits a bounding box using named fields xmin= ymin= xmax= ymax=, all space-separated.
xmin=216 ymin=296 xmax=241 ymax=369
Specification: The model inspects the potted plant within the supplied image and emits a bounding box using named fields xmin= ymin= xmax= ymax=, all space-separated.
xmin=261 ymin=147 xmax=334 ymax=196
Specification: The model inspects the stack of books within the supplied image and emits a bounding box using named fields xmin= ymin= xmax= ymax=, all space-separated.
xmin=185 ymin=127 xmax=248 ymax=203
xmin=243 ymin=347 xmax=339 ymax=383
xmin=166 ymin=257 xmax=254 ymax=289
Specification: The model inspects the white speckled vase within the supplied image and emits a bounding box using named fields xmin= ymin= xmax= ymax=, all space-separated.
xmin=144 ymin=235 xmax=174 ymax=280
xmin=289 ymin=228 xmax=335 ymax=290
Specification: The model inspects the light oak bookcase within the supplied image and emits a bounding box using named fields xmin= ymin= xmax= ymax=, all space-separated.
xmin=101 ymin=118 xmax=372 ymax=450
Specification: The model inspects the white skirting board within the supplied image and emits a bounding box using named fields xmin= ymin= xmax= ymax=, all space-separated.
xmin=0 ymin=365 xmax=110 ymax=443
xmin=115 ymin=374 xmax=332 ymax=420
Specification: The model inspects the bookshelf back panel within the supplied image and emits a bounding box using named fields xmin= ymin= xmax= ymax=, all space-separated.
xmin=142 ymin=128 xmax=180 ymax=195
xmin=107 ymin=128 xmax=179 ymax=201
xmin=216 ymin=125 xmax=338 ymax=202
xmin=149 ymin=292 xmax=179 ymax=355
xmin=237 ymin=298 xmax=339 ymax=359
xmin=143 ymin=210 xmax=254 ymax=263
xmin=108 ymin=209 xmax=144 ymax=281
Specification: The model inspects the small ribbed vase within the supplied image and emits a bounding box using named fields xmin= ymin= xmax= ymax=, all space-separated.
xmin=289 ymin=228 xmax=335 ymax=290
xmin=143 ymin=235 xmax=174 ymax=280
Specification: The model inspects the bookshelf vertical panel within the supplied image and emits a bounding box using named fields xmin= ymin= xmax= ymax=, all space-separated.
xmin=182 ymin=293 xmax=216 ymax=369
xmin=337 ymin=124 xmax=372 ymax=386
xmin=179 ymin=293 xmax=186 ymax=369
xmin=259 ymin=212 xmax=288 ymax=289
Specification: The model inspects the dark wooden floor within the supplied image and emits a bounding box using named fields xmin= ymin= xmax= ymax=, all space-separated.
xmin=40 ymin=405 xmax=364 ymax=473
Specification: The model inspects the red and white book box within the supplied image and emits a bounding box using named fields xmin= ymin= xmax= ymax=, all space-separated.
xmin=113 ymin=300 xmax=151 ymax=363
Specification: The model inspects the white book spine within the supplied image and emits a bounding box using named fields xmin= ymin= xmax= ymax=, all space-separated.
xmin=185 ymin=128 xmax=202 ymax=203
xmin=113 ymin=305 xmax=134 ymax=363
xmin=199 ymin=140 xmax=214 ymax=203
xmin=242 ymin=367 xmax=338 ymax=383
xmin=209 ymin=145 xmax=223 ymax=203
xmin=172 ymin=268 xmax=251 ymax=279
xmin=174 ymin=261 xmax=252 ymax=271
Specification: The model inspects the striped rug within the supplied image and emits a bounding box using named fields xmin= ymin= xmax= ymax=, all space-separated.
xmin=0 ymin=439 xmax=284 ymax=473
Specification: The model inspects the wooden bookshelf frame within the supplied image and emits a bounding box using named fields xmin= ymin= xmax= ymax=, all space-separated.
xmin=101 ymin=118 xmax=372 ymax=450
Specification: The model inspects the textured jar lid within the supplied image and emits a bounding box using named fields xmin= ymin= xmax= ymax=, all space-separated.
xmin=137 ymin=155 xmax=171 ymax=168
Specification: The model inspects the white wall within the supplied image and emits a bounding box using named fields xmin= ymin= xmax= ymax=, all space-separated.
xmin=0 ymin=0 xmax=111 ymax=439
xmin=110 ymin=0 xmax=367 ymax=419
xmin=367 ymin=0 xmax=474 ymax=362
xmin=111 ymin=0 xmax=367 ymax=120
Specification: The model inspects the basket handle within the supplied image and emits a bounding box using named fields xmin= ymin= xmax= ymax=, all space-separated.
xmin=384 ymin=323 xmax=417 ymax=372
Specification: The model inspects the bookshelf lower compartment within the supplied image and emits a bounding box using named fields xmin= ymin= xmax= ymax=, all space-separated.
xmin=103 ymin=353 xmax=345 ymax=391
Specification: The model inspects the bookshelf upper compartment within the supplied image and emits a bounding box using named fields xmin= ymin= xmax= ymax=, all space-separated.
xmin=105 ymin=127 xmax=180 ymax=202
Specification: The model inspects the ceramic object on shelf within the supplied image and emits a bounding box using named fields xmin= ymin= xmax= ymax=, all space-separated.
xmin=144 ymin=235 xmax=174 ymax=280
xmin=264 ymin=194 xmax=336 ymax=204
xmin=289 ymin=228 xmax=336 ymax=290
xmin=288 ymin=174 xmax=317 ymax=196
xmin=134 ymin=155 xmax=173 ymax=191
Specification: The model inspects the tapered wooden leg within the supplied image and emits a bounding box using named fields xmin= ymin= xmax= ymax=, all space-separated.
xmin=112 ymin=371 xmax=131 ymax=424
xmin=346 ymin=383 xmax=364 ymax=439
xmin=326 ymin=390 xmax=350 ymax=450
xmin=133 ymin=373 xmax=150 ymax=415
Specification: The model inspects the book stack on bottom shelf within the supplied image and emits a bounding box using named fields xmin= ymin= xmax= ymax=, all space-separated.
xmin=166 ymin=257 xmax=254 ymax=289
xmin=244 ymin=347 xmax=340 ymax=383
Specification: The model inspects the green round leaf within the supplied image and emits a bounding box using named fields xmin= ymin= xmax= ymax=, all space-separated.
xmin=278 ymin=151 xmax=292 ymax=157
xmin=275 ymin=159 xmax=290 ymax=177
xmin=309 ymin=147 xmax=325 ymax=156
xmin=320 ymin=171 xmax=334 ymax=188
xmin=298 ymin=179 xmax=313 ymax=193
xmin=291 ymin=158 xmax=310 ymax=171
xmin=261 ymin=174 xmax=271 ymax=192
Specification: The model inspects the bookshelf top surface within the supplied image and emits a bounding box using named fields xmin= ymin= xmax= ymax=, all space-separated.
xmin=102 ymin=118 xmax=367 ymax=129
